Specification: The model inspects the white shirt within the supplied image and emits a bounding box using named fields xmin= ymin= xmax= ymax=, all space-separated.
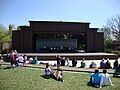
xmin=29 ymin=58 xmax=33 ymax=61
xmin=17 ymin=56 xmax=24 ymax=63
xmin=100 ymin=73 xmax=113 ymax=87
xmin=45 ymin=68 xmax=52 ymax=75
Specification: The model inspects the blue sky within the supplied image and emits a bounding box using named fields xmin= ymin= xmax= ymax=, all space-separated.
xmin=0 ymin=0 xmax=120 ymax=28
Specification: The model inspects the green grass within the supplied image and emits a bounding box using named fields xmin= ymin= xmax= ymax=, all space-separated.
xmin=0 ymin=67 xmax=120 ymax=90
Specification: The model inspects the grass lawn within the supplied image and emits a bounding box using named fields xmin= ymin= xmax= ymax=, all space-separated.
xmin=0 ymin=67 xmax=120 ymax=90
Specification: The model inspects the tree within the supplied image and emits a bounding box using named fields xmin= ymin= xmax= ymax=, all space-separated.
xmin=0 ymin=24 xmax=6 ymax=50
xmin=107 ymin=15 xmax=120 ymax=44
xmin=99 ymin=26 xmax=111 ymax=40
xmin=0 ymin=23 xmax=14 ymax=52
xmin=99 ymin=26 xmax=112 ymax=51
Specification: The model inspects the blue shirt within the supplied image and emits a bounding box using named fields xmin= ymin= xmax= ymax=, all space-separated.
xmin=91 ymin=73 xmax=101 ymax=84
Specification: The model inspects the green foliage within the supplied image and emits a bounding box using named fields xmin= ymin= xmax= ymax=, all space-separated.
xmin=99 ymin=27 xmax=112 ymax=52
xmin=0 ymin=23 xmax=13 ymax=52
xmin=99 ymin=26 xmax=112 ymax=40
xmin=111 ymin=50 xmax=120 ymax=56
xmin=0 ymin=24 xmax=6 ymax=50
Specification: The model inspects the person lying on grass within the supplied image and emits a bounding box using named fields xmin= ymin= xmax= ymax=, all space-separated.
xmin=54 ymin=65 xmax=64 ymax=82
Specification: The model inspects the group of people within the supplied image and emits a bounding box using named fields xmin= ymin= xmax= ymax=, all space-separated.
xmin=44 ymin=63 xmax=64 ymax=82
xmin=57 ymin=55 xmax=86 ymax=68
xmin=9 ymin=50 xmax=28 ymax=68
xmin=7 ymin=50 xmax=41 ymax=68
xmin=56 ymin=55 xmax=70 ymax=66
xmin=100 ymin=58 xmax=112 ymax=69
xmin=44 ymin=62 xmax=115 ymax=87
xmin=88 ymin=69 xmax=114 ymax=88
xmin=7 ymin=51 xmax=120 ymax=71
xmin=2 ymin=51 xmax=120 ymax=88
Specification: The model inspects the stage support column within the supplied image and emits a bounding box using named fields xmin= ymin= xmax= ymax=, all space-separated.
xmin=22 ymin=30 xmax=32 ymax=53
xmin=86 ymin=29 xmax=95 ymax=52
xmin=95 ymin=32 xmax=104 ymax=52
xmin=12 ymin=31 xmax=23 ymax=52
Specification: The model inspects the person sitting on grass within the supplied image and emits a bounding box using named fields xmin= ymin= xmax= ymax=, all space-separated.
xmin=89 ymin=60 xmax=97 ymax=68
xmin=88 ymin=69 xmax=101 ymax=88
xmin=99 ymin=69 xmax=114 ymax=88
xmin=72 ymin=58 xmax=77 ymax=67
xmin=100 ymin=58 xmax=106 ymax=69
xmin=113 ymin=64 xmax=120 ymax=77
xmin=106 ymin=58 xmax=112 ymax=69
xmin=54 ymin=65 xmax=64 ymax=82
xmin=44 ymin=63 xmax=53 ymax=79
xmin=23 ymin=54 xmax=27 ymax=66
xmin=80 ymin=58 xmax=86 ymax=68
xmin=17 ymin=55 xmax=24 ymax=66
xmin=113 ymin=59 xmax=119 ymax=69
xmin=66 ymin=57 xmax=70 ymax=67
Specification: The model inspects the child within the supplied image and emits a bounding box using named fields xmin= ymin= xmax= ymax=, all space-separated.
xmin=54 ymin=65 xmax=64 ymax=82
xmin=44 ymin=63 xmax=53 ymax=79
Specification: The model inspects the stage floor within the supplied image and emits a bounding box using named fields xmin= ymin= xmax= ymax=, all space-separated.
xmin=20 ymin=52 xmax=116 ymax=56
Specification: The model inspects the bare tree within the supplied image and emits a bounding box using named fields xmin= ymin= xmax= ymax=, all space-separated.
xmin=107 ymin=15 xmax=120 ymax=43
xmin=99 ymin=26 xmax=111 ymax=40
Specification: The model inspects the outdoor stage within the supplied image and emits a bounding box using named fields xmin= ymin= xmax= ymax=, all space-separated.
xmin=19 ymin=52 xmax=119 ymax=60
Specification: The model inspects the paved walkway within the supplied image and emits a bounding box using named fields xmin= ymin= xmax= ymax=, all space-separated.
xmin=0 ymin=60 xmax=115 ymax=74
xmin=26 ymin=64 xmax=115 ymax=74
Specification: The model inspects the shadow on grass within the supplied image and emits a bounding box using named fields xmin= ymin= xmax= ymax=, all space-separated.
xmin=41 ymin=74 xmax=64 ymax=82
xmin=25 ymin=66 xmax=46 ymax=69
xmin=0 ymin=66 xmax=12 ymax=70
xmin=3 ymin=66 xmax=14 ymax=70
xmin=41 ymin=75 xmax=55 ymax=79
xmin=87 ymin=82 xmax=100 ymax=88
xmin=41 ymin=75 xmax=49 ymax=79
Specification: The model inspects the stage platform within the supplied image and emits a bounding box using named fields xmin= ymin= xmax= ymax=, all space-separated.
xmin=19 ymin=53 xmax=119 ymax=60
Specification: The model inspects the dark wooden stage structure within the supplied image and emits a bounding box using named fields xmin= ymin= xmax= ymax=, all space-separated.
xmin=12 ymin=21 xmax=104 ymax=53
xmin=11 ymin=21 xmax=118 ymax=61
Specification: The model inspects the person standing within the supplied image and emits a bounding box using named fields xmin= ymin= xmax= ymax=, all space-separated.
xmin=61 ymin=57 xmax=65 ymax=66
xmin=56 ymin=55 xmax=61 ymax=66
xmin=10 ymin=50 xmax=17 ymax=68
